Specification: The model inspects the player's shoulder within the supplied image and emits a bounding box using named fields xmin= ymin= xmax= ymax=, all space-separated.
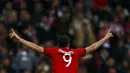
xmin=44 ymin=47 xmax=58 ymax=51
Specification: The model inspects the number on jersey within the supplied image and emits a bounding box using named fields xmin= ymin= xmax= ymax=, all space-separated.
xmin=63 ymin=53 xmax=72 ymax=67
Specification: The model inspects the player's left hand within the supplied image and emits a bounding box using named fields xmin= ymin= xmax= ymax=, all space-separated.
xmin=104 ymin=28 xmax=113 ymax=39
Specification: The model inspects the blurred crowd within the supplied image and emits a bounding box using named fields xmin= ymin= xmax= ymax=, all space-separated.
xmin=0 ymin=0 xmax=130 ymax=73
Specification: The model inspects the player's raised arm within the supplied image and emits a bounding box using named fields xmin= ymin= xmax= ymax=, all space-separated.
xmin=85 ymin=28 xmax=113 ymax=54
xmin=9 ymin=28 xmax=44 ymax=53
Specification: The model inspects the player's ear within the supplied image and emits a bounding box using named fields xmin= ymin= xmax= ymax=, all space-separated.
xmin=67 ymin=44 xmax=70 ymax=47
xmin=57 ymin=44 xmax=59 ymax=48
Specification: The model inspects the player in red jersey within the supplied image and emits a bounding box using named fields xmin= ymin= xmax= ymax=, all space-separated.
xmin=9 ymin=28 xmax=113 ymax=73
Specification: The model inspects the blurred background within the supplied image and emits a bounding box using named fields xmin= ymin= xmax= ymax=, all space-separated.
xmin=0 ymin=0 xmax=130 ymax=73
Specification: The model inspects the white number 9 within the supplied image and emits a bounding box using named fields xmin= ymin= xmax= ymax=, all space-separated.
xmin=63 ymin=53 xmax=72 ymax=67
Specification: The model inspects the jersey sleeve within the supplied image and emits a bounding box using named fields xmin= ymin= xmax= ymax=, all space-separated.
xmin=44 ymin=48 xmax=57 ymax=57
xmin=75 ymin=48 xmax=86 ymax=57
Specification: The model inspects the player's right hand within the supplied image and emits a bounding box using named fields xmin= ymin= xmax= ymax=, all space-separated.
xmin=9 ymin=28 xmax=18 ymax=39
xmin=104 ymin=28 xmax=113 ymax=39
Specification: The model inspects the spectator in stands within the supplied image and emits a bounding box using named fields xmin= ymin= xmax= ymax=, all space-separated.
xmin=0 ymin=68 xmax=7 ymax=73
xmin=2 ymin=57 xmax=15 ymax=73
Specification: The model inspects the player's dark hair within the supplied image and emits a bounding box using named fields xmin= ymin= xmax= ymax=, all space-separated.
xmin=57 ymin=35 xmax=70 ymax=48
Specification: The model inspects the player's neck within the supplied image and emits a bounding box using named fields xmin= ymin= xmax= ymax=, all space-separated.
xmin=60 ymin=47 xmax=69 ymax=49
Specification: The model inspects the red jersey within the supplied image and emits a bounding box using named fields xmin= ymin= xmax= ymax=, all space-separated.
xmin=44 ymin=48 xmax=86 ymax=73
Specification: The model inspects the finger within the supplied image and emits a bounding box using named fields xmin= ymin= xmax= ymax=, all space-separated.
xmin=11 ymin=28 xmax=14 ymax=32
xmin=9 ymin=33 xmax=14 ymax=38
xmin=9 ymin=33 xmax=12 ymax=37
xmin=10 ymin=35 xmax=12 ymax=38
xmin=10 ymin=34 xmax=14 ymax=39
xmin=9 ymin=33 xmax=13 ymax=36
xmin=9 ymin=34 xmax=12 ymax=38
xmin=108 ymin=28 xmax=111 ymax=33
xmin=9 ymin=34 xmax=13 ymax=38
xmin=111 ymin=33 xmax=113 ymax=37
